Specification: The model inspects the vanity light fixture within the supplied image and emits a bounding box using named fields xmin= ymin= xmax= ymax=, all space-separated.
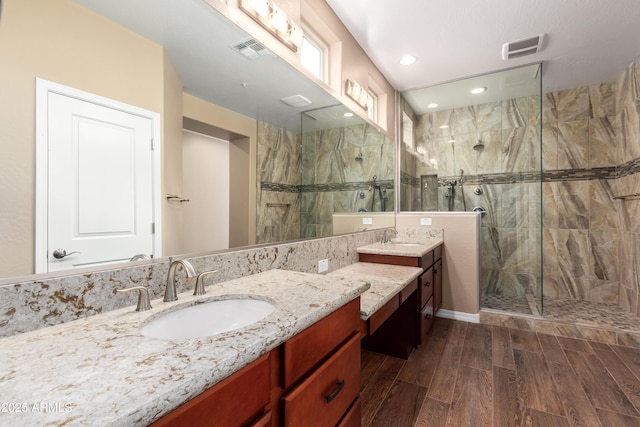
xmin=240 ymin=0 xmax=305 ymax=52
xmin=471 ymin=86 xmax=487 ymax=94
xmin=426 ymin=103 xmax=438 ymax=109
xmin=399 ymin=55 xmax=417 ymax=65
xmin=345 ymin=79 xmax=373 ymax=111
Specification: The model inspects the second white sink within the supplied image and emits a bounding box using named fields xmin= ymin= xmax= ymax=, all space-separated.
xmin=140 ymin=298 xmax=276 ymax=340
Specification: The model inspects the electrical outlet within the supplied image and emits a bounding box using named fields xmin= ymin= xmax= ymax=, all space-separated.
xmin=420 ymin=217 xmax=432 ymax=226
xmin=362 ymin=217 xmax=373 ymax=225
xmin=318 ymin=259 xmax=329 ymax=273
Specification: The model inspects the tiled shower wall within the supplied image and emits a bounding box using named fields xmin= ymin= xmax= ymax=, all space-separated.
xmin=257 ymin=121 xmax=394 ymax=243
xmin=300 ymin=123 xmax=394 ymax=239
xmin=404 ymin=94 xmax=542 ymax=302
xmin=404 ymin=56 xmax=640 ymax=317
xmin=256 ymin=121 xmax=301 ymax=244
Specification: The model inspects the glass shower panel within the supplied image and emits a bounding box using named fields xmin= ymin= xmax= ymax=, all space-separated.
xmin=401 ymin=64 xmax=543 ymax=316
xmin=300 ymin=105 xmax=395 ymax=239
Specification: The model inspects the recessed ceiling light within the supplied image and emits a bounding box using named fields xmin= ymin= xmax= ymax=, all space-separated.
xmin=439 ymin=125 xmax=449 ymax=129
xmin=399 ymin=55 xmax=418 ymax=65
xmin=426 ymin=103 xmax=438 ymax=109
xmin=471 ymin=87 xmax=487 ymax=94
xmin=344 ymin=112 xmax=354 ymax=117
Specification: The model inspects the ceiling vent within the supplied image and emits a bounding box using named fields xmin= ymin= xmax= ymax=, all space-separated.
xmin=502 ymin=34 xmax=544 ymax=60
xmin=280 ymin=95 xmax=312 ymax=108
xmin=230 ymin=38 xmax=269 ymax=60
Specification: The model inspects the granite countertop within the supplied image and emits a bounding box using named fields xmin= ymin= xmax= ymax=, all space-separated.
xmin=356 ymin=237 xmax=443 ymax=257
xmin=0 ymin=269 xmax=369 ymax=427
xmin=329 ymin=262 xmax=423 ymax=319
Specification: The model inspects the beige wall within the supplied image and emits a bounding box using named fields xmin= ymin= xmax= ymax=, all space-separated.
xmin=162 ymin=53 xmax=186 ymax=256
xmin=332 ymin=214 xmax=395 ymax=235
xmin=0 ymin=0 xmax=165 ymax=277
xmin=396 ymin=213 xmax=481 ymax=317
xmin=183 ymin=94 xmax=258 ymax=246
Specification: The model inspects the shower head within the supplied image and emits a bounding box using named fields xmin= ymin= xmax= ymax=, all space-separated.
xmin=473 ymin=140 xmax=484 ymax=151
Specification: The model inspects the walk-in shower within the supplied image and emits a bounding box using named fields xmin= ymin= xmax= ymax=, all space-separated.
xmin=400 ymin=64 xmax=543 ymax=316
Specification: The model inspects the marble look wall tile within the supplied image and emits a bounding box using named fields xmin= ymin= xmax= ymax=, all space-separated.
xmin=618 ymin=232 xmax=640 ymax=291
xmin=500 ymin=183 xmax=529 ymax=228
xmin=542 ymin=228 xmax=560 ymax=277
xmin=620 ymin=101 xmax=640 ymax=161
xmin=557 ymin=181 xmax=590 ymax=229
xmin=618 ymin=330 xmax=640 ymax=349
xmin=542 ymin=92 xmax=559 ymax=123
xmin=557 ymin=86 xmax=591 ymax=122
xmin=258 ymin=147 xmax=301 ymax=185
xmin=528 ymin=96 xmax=542 ymax=127
xmin=589 ymin=116 xmax=618 ymax=167
xmin=542 ymin=182 xmax=559 ymax=228
xmin=528 ymin=125 xmax=542 ymax=172
xmin=502 ymin=98 xmax=528 ymax=129
xmin=557 ymin=120 xmax=589 ymax=169
xmin=554 ymin=228 xmax=590 ymax=280
xmin=589 ymin=230 xmax=620 ymax=281
xmin=589 ymin=281 xmax=620 ymax=304
xmin=256 ymin=191 xmax=300 ymax=244
xmin=589 ymin=82 xmax=617 ymax=117
xmin=589 ymin=180 xmax=620 ymax=230
xmin=432 ymin=109 xmax=457 ymax=134
xmin=452 ymin=106 xmax=477 ymax=135
xmin=475 ymin=131 xmax=504 ymax=174
xmin=617 ymin=61 xmax=635 ymax=113
xmin=475 ymin=101 xmax=502 ymax=133
xmin=541 ymin=125 xmax=559 ymax=170
xmin=501 ymin=127 xmax=530 ymax=172
xmin=542 ymin=275 xmax=572 ymax=299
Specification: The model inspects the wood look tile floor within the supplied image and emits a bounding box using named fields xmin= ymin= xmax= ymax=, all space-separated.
xmin=360 ymin=319 xmax=640 ymax=427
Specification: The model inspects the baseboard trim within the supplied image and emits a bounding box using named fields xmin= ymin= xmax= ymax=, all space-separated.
xmin=437 ymin=309 xmax=480 ymax=324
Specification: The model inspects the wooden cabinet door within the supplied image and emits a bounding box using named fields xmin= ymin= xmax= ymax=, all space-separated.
xmin=150 ymin=353 xmax=270 ymax=427
xmin=434 ymin=258 xmax=443 ymax=312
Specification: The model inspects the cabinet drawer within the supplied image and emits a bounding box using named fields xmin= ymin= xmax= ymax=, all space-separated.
xmin=419 ymin=267 xmax=434 ymax=307
xmin=399 ymin=278 xmax=418 ymax=304
xmin=282 ymin=334 xmax=360 ymax=427
xmin=419 ymin=296 xmax=435 ymax=344
xmin=337 ymin=397 xmax=361 ymax=427
xmin=283 ymin=298 xmax=360 ymax=389
xmin=151 ymin=352 xmax=270 ymax=427
xmin=419 ymin=251 xmax=434 ymax=269
xmin=368 ymin=295 xmax=399 ymax=335
xmin=434 ymin=244 xmax=442 ymax=261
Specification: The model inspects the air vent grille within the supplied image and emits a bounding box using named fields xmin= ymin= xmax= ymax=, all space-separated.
xmin=502 ymin=34 xmax=544 ymax=60
xmin=230 ymin=38 xmax=269 ymax=60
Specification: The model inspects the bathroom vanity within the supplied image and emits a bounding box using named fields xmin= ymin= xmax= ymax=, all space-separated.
xmin=0 ymin=270 xmax=369 ymax=426
xmin=356 ymin=239 xmax=444 ymax=351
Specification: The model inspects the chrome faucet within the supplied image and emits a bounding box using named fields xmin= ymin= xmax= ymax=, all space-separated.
xmin=380 ymin=228 xmax=397 ymax=244
xmin=164 ymin=259 xmax=196 ymax=302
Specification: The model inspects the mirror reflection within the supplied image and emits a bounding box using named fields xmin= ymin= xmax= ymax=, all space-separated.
xmin=0 ymin=0 xmax=395 ymax=280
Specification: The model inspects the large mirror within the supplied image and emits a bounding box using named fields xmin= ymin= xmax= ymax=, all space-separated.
xmin=0 ymin=0 xmax=394 ymax=280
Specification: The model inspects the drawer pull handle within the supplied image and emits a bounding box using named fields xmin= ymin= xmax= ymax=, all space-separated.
xmin=325 ymin=380 xmax=345 ymax=403
xmin=425 ymin=313 xmax=432 ymax=320
xmin=424 ymin=281 xmax=431 ymax=287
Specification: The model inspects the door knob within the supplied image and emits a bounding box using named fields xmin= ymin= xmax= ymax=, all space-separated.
xmin=52 ymin=249 xmax=81 ymax=259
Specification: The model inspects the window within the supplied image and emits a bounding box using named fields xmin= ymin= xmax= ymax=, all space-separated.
xmin=402 ymin=112 xmax=414 ymax=149
xmin=366 ymin=90 xmax=378 ymax=122
xmin=301 ymin=25 xmax=327 ymax=82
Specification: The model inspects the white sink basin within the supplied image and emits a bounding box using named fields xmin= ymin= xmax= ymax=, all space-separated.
xmin=390 ymin=242 xmax=423 ymax=247
xmin=140 ymin=298 xmax=276 ymax=340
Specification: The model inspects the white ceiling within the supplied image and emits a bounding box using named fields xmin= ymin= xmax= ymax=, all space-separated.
xmin=326 ymin=0 xmax=640 ymax=94
xmin=74 ymin=0 xmax=340 ymax=131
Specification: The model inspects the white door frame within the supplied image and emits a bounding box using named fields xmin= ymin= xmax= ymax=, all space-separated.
xmin=35 ymin=78 xmax=162 ymax=273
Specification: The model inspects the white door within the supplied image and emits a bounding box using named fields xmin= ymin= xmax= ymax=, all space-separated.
xmin=36 ymin=79 xmax=161 ymax=273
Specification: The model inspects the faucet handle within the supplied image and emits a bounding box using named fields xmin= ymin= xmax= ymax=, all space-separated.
xmin=116 ymin=286 xmax=152 ymax=312
xmin=194 ymin=270 xmax=218 ymax=296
